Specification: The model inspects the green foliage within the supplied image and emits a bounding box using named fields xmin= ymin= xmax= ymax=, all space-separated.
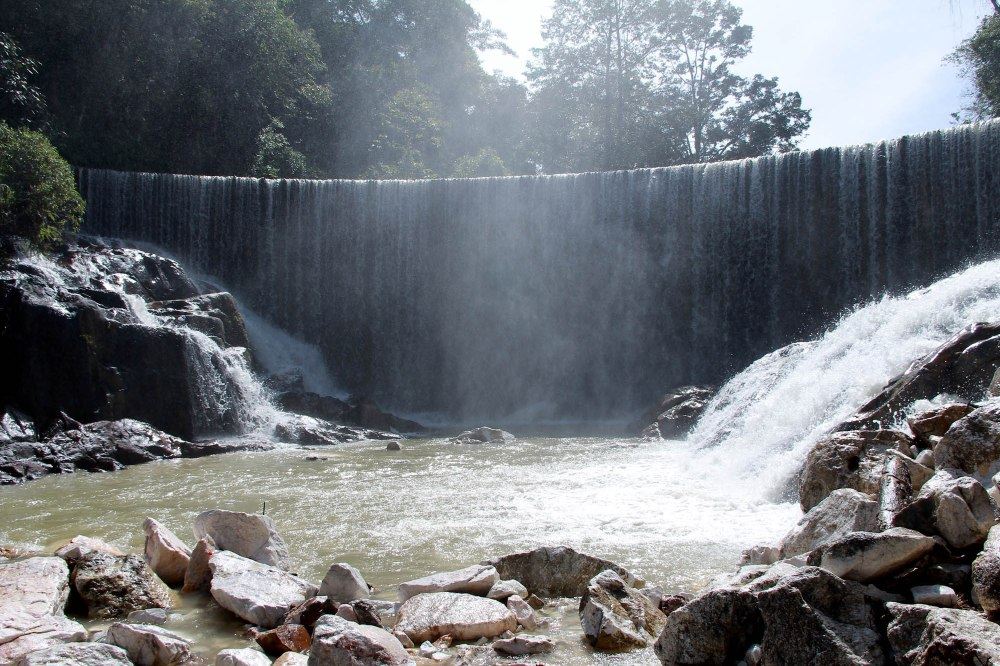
xmin=0 ymin=122 xmax=84 ymax=249
xmin=452 ymin=148 xmax=511 ymax=178
xmin=952 ymin=12 xmax=1000 ymax=121
xmin=251 ymin=121 xmax=309 ymax=178
xmin=0 ymin=32 xmax=47 ymax=130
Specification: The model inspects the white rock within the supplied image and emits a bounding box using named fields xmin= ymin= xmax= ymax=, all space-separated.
xmin=307 ymin=615 xmax=410 ymax=666
xmin=0 ymin=557 xmax=87 ymax=664
xmin=398 ymin=565 xmax=499 ymax=602
xmin=395 ymin=592 xmax=517 ymax=643
xmin=319 ymin=563 xmax=370 ymax=603
xmin=215 ymin=648 xmax=272 ymax=666
xmin=486 ymin=579 xmax=528 ymax=601
xmin=492 ymin=635 xmax=555 ymax=656
xmin=193 ymin=510 xmax=289 ymax=570
xmin=104 ymin=622 xmax=197 ymax=665
xmin=911 ymin=584 xmax=958 ymax=607
xmin=143 ymin=518 xmax=191 ymax=588
xmin=273 ymin=653 xmax=309 ymax=666
xmin=53 ymin=536 xmax=124 ymax=562
xmin=916 ymin=449 xmax=935 ymax=469
xmin=505 ymin=595 xmax=537 ymax=630
xmin=208 ymin=551 xmax=318 ymax=628
xmin=778 ymin=489 xmax=880 ymax=558
xmin=127 ymin=608 xmax=169 ymax=625
xmin=819 ymin=528 xmax=936 ymax=583
xmin=12 ymin=643 xmax=132 ymax=665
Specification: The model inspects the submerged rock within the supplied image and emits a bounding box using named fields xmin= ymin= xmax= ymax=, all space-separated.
xmin=143 ymin=518 xmax=191 ymax=588
xmin=193 ymin=510 xmax=290 ymax=570
xmin=448 ymin=428 xmax=514 ymax=445
xmin=580 ymin=570 xmax=666 ymax=651
xmin=71 ymin=552 xmax=172 ymax=619
xmin=636 ymin=385 xmax=715 ymax=438
xmin=208 ymin=551 xmax=317 ymax=628
xmin=308 ymin=615 xmax=410 ymax=666
xmin=395 ymin=592 xmax=517 ymax=643
xmin=398 ymin=565 xmax=499 ymax=602
xmin=486 ymin=546 xmax=640 ymax=597
xmin=104 ymin=622 xmax=198 ymax=666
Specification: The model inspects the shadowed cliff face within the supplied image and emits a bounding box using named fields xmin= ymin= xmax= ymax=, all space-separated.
xmin=79 ymin=121 xmax=1000 ymax=422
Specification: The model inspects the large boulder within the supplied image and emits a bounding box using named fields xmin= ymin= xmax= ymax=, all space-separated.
xmin=71 ymin=552 xmax=172 ymax=619
xmin=580 ymin=570 xmax=666 ymax=651
xmin=654 ymin=565 xmax=884 ymax=665
xmin=54 ymin=535 xmax=125 ymax=563
xmin=812 ymin=527 xmax=936 ymax=583
xmin=485 ymin=546 xmax=640 ymax=597
xmin=935 ymin=401 xmax=1000 ymax=479
xmin=892 ymin=471 xmax=997 ymax=549
xmin=398 ymin=565 xmax=498 ymax=602
xmin=799 ymin=429 xmax=914 ymax=511
xmin=973 ymin=524 xmax=1000 ymax=612
xmin=193 ymin=510 xmax=290 ymax=570
xmin=0 ymin=557 xmax=88 ymax=664
xmin=12 ymin=643 xmax=132 ymax=666
xmin=636 ymin=385 xmax=715 ymax=438
xmin=307 ymin=615 xmax=410 ymax=666
xmin=778 ymin=488 xmax=880 ymax=559
xmin=319 ymin=563 xmax=371 ymax=603
xmin=104 ymin=622 xmax=198 ymax=666
xmin=886 ymin=602 xmax=1000 ymax=664
xmin=143 ymin=518 xmax=191 ymax=588
xmin=448 ymin=428 xmax=514 ymax=445
xmin=181 ymin=538 xmax=214 ymax=593
xmin=395 ymin=592 xmax=518 ymax=643
xmin=208 ymin=551 xmax=317 ymax=628
xmin=907 ymin=403 xmax=974 ymax=441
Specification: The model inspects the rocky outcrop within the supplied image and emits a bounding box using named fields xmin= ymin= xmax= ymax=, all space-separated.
xmin=276 ymin=392 xmax=424 ymax=435
xmin=150 ymin=292 xmax=251 ymax=352
xmin=448 ymin=428 xmax=515 ymax=445
xmin=398 ymin=565 xmax=499 ymax=602
xmin=194 ymin=510 xmax=290 ymax=570
xmin=71 ymin=552 xmax=172 ymax=619
xmin=319 ymin=563 xmax=370 ymax=603
xmin=103 ymin=622 xmax=198 ymax=665
xmin=486 ymin=546 xmax=640 ymax=597
xmin=12 ymin=643 xmax=132 ymax=666
xmin=208 ymin=551 xmax=317 ymax=628
xmin=0 ymin=557 xmax=87 ymax=665
xmin=635 ymin=385 xmax=715 ymax=438
xmin=394 ymin=592 xmax=518 ymax=643
xmin=886 ymin=602 xmax=1000 ymax=664
xmin=307 ymin=615 xmax=410 ymax=666
xmin=580 ymin=570 xmax=666 ymax=651
xmin=143 ymin=518 xmax=191 ymax=588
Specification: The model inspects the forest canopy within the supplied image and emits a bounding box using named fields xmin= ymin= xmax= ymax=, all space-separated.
xmin=0 ymin=0 xmax=812 ymax=179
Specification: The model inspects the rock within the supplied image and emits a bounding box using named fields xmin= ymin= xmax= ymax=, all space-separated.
xmin=193 ymin=510 xmax=290 ymax=570
xmin=740 ymin=545 xmax=780 ymax=566
xmin=916 ymin=449 xmax=935 ymax=468
xmin=181 ymin=538 xmax=214 ymax=593
xmin=635 ymin=385 xmax=715 ymax=438
xmin=12 ymin=643 xmax=132 ymax=666
xmin=908 ymin=403 xmax=974 ymax=440
xmin=813 ymin=527 xmax=936 ymax=583
xmin=654 ymin=565 xmax=883 ymax=665
xmin=486 ymin=579 xmax=527 ymax=601
xmin=486 ymin=546 xmax=640 ymax=597
xmin=505 ymin=595 xmax=538 ymax=630
xmin=386 ymin=441 xmax=401 ymax=451
xmin=799 ymin=429 xmax=914 ymax=511
xmin=285 ymin=596 xmax=337 ymax=630
xmin=893 ymin=471 xmax=997 ymax=549
xmin=319 ymin=563 xmax=371 ymax=603
xmin=492 ymin=636 xmax=555 ymax=657
xmin=580 ymin=570 xmax=666 ymax=652
xmin=778 ymin=488 xmax=880 ymax=558
xmin=104 ymin=622 xmax=197 ymax=666
xmin=349 ymin=599 xmax=387 ymax=628
xmin=208 ymin=550 xmax=318 ymax=628
xmin=344 ymin=398 xmax=425 ymax=435
xmin=935 ymin=401 xmax=1000 ymax=479
xmin=911 ymin=584 xmax=958 ymax=607
xmin=308 ymin=615 xmax=410 ymax=665
xmin=215 ymin=648 xmax=272 ymax=666
xmin=273 ymin=654 xmax=309 ymax=666
xmin=71 ymin=553 xmax=172 ymax=619
xmin=127 ymin=608 xmax=170 ymax=625
xmin=398 ymin=565 xmax=499 ymax=602
xmin=973 ymin=524 xmax=1000 ymax=612
xmin=0 ymin=557 xmax=88 ymax=664
xmin=395 ymin=592 xmax=518 ymax=643
xmin=392 ymin=631 xmax=413 ymax=649
xmin=0 ymin=407 xmax=36 ymax=446
xmin=53 ymin=536 xmax=125 ymax=563
xmin=256 ymin=623 xmax=311 ymax=656
xmin=837 ymin=322 xmax=1000 ymax=432
xmin=143 ymin=518 xmax=191 ymax=588
xmin=525 ymin=594 xmax=545 ymax=610
xmin=150 ymin=292 xmax=251 ymax=351
xmin=886 ymin=602 xmax=1000 ymax=664
xmin=336 ymin=604 xmax=357 ymax=622
xmin=448 ymin=428 xmax=514 ymax=445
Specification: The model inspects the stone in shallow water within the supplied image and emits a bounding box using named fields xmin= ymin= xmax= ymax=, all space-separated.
xmin=143 ymin=518 xmax=191 ymax=588
xmin=448 ymin=427 xmax=514 ymax=445
xmin=486 ymin=579 xmax=527 ymax=601
xmin=319 ymin=562 xmax=370 ymax=603
xmin=194 ymin=509 xmax=290 ymax=570
xmin=104 ymin=622 xmax=198 ymax=665
xmin=208 ymin=550 xmax=318 ymax=628
xmin=580 ymin=570 xmax=665 ymax=652
xmin=53 ymin=536 xmax=125 ymax=563
xmin=12 ymin=642 xmax=132 ymax=666
xmin=395 ymin=592 xmax=517 ymax=643
xmin=492 ymin=635 xmax=555 ymax=656
xmin=486 ymin=545 xmax=641 ymax=597
xmin=215 ymin=648 xmax=272 ymax=666
xmin=71 ymin=552 xmax=172 ymax=619
xmin=307 ymin=615 xmax=410 ymax=666
xmin=398 ymin=564 xmax=499 ymax=602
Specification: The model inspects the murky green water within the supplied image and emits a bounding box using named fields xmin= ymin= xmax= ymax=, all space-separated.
xmin=0 ymin=437 xmax=799 ymax=663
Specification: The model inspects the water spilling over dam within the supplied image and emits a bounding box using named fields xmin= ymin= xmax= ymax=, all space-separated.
xmin=79 ymin=121 xmax=1000 ymax=421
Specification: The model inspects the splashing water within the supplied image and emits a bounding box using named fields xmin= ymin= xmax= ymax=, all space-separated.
xmin=691 ymin=258 xmax=1000 ymax=496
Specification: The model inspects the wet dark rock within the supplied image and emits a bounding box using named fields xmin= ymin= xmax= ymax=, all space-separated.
xmin=636 ymin=385 xmax=715 ymax=438
xmin=150 ymin=292 xmax=252 ymax=352
xmin=934 ymin=401 xmax=1000 ymax=479
xmin=277 ymin=392 xmax=424 ymax=435
xmin=449 ymin=427 xmax=515 ymax=445
xmin=71 ymin=552 xmax=172 ymax=619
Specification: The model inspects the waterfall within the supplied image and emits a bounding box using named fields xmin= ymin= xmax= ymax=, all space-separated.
xmin=79 ymin=120 xmax=1000 ymax=422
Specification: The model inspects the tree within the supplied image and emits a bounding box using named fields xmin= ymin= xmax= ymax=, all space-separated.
xmin=0 ymin=32 xmax=47 ymax=130
xmin=951 ymin=8 xmax=1000 ymax=121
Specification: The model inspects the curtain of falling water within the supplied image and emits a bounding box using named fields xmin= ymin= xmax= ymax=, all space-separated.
xmin=78 ymin=121 xmax=1000 ymax=421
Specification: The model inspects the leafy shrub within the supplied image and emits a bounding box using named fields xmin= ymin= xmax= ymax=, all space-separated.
xmin=0 ymin=122 xmax=84 ymax=250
